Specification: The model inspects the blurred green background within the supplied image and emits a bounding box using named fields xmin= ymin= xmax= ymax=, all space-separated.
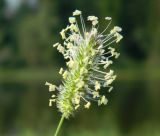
xmin=0 ymin=0 xmax=160 ymax=136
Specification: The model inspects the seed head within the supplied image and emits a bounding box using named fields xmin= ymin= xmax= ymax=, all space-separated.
xmin=45 ymin=10 xmax=123 ymax=118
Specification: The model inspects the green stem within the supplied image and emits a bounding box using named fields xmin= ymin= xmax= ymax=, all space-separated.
xmin=54 ymin=114 xmax=65 ymax=136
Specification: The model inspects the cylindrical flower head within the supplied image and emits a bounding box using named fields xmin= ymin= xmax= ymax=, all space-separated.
xmin=46 ymin=10 xmax=123 ymax=119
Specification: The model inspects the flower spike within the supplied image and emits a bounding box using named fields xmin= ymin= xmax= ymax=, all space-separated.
xmin=46 ymin=10 xmax=123 ymax=119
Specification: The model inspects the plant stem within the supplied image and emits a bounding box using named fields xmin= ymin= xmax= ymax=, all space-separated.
xmin=54 ymin=114 xmax=65 ymax=136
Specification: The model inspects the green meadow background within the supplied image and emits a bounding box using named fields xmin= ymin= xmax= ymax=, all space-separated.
xmin=0 ymin=0 xmax=160 ymax=136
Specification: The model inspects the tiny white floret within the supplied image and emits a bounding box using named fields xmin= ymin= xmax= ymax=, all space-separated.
xmin=105 ymin=17 xmax=112 ymax=20
xmin=73 ymin=10 xmax=82 ymax=16
xmin=45 ymin=82 xmax=56 ymax=91
xmin=59 ymin=68 xmax=64 ymax=74
xmin=69 ymin=17 xmax=76 ymax=24
xmin=60 ymin=29 xmax=66 ymax=39
xmin=95 ymin=81 xmax=100 ymax=90
xmin=84 ymin=102 xmax=91 ymax=109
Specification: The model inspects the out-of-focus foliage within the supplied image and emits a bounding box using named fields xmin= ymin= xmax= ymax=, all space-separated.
xmin=0 ymin=0 xmax=160 ymax=136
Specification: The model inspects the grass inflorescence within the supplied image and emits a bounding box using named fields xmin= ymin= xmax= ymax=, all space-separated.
xmin=45 ymin=9 xmax=123 ymax=136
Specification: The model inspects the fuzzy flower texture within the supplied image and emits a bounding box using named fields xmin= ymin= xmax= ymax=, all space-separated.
xmin=45 ymin=10 xmax=123 ymax=119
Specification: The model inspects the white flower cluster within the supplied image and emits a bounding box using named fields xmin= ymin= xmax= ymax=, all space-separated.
xmin=45 ymin=10 xmax=123 ymax=118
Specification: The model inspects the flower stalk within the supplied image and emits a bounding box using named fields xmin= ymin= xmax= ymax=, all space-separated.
xmin=54 ymin=114 xmax=65 ymax=136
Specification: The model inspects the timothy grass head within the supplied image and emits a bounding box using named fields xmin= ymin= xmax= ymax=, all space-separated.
xmin=45 ymin=10 xmax=123 ymax=119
